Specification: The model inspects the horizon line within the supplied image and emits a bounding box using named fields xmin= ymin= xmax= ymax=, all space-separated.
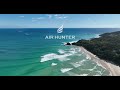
xmin=0 ymin=27 xmax=120 ymax=29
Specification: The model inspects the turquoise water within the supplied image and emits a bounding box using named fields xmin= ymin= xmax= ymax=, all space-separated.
xmin=0 ymin=28 xmax=118 ymax=76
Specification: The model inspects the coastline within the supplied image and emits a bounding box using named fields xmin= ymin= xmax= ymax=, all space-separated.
xmin=80 ymin=46 xmax=120 ymax=76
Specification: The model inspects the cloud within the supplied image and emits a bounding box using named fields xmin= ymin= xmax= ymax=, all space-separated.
xmin=37 ymin=17 xmax=45 ymax=19
xmin=19 ymin=16 xmax=25 ymax=18
xmin=54 ymin=14 xmax=59 ymax=17
xmin=57 ymin=17 xmax=62 ymax=19
xmin=32 ymin=17 xmax=45 ymax=22
xmin=63 ymin=16 xmax=67 ymax=18
xmin=54 ymin=14 xmax=68 ymax=19
xmin=56 ymin=16 xmax=68 ymax=19
xmin=31 ymin=14 xmax=68 ymax=22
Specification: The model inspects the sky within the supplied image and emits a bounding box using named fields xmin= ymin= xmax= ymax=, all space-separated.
xmin=0 ymin=14 xmax=120 ymax=28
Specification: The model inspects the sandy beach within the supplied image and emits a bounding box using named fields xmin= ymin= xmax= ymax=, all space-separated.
xmin=80 ymin=46 xmax=120 ymax=76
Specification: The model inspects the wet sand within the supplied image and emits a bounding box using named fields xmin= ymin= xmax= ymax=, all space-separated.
xmin=80 ymin=46 xmax=120 ymax=76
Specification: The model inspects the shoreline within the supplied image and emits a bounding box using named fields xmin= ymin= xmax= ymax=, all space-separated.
xmin=80 ymin=46 xmax=120 ymax=76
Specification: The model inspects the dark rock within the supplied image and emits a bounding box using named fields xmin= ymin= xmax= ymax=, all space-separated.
xmin=66 ymin=42 xmax=71 ymax=45
xmin=72 ymin=42 xmax=76 ymax=45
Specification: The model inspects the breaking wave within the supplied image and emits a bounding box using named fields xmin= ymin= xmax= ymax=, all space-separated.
xmin=40 ymin=47 xmax=81 ymax=62
xmin=60 ymin=68 xmax=73 ymax=73
xmin=40 ymin=53 xmax=71 ymax=62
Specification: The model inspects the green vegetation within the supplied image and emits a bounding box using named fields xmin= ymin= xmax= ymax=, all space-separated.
xmin=74 ymin=31 xmax=120 ymax=66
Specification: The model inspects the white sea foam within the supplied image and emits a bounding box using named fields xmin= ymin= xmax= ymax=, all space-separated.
xmin=79 ymin=74 xmax=88 ymax=76
xmin=40 ymin=53 xmax=56 ymax=62
xmin=68 ymin=48 xmax=80 ymax=54
xmin=67 ymin=72 xmax=89 ymax=76
xmin=40 ymin=47 xmax=81 ymax=62
xmin=58 ymin=49 xmax=65 ymax=54
xmin=95 ymin=34 xmax=100 ymax=38
xmin=69 ymin=40 xmax=77 ymax=44
xmin=78 ymin=59 xmax=87 ymax=65
xmin=51 ymin=63 xmax=57 ymax=66
xmin=93 ymin=59 xmax=107 ymax=70
xmin=69 ymin=49 xmax=76 ymax=54
xmin=67 ymin=72 xmax=80 ymax=76
xmin=71 ymin=59 xmax=86 ymax=68
xmin=60 ymin=68 xmax=73 ymax=73
xmin=87 ymin=65 xmax=97 ymax=71
xmin=81 ymin=65 xmax=97 ymax=71
xmin=71 ymin=63 xmax=82 ymax=68
xmin=93 ymin=74 xmax=101 ymax=76
xmin=79 ymin=48 xmax=81 ymax=52
xmin=86 ymin=54 xmax=91 ymax=60
xmin=95 ymin=71 xmax=103 ymax=75
xmin=40 ymin=53 xmax=72 ymax=62
xmin=82 ymin=52 xmax=84 ymax=54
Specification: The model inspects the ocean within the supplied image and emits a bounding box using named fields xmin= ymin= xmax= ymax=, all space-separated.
xmin=0 ymin=28 xmax=118 ymax=76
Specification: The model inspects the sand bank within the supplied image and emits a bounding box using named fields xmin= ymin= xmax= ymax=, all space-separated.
xmin=80 ymin=46 xmax=120 ymax=76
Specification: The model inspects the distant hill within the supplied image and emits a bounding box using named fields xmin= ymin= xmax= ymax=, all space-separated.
xmin=74 ymin=31 xmax=120 ymax=66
